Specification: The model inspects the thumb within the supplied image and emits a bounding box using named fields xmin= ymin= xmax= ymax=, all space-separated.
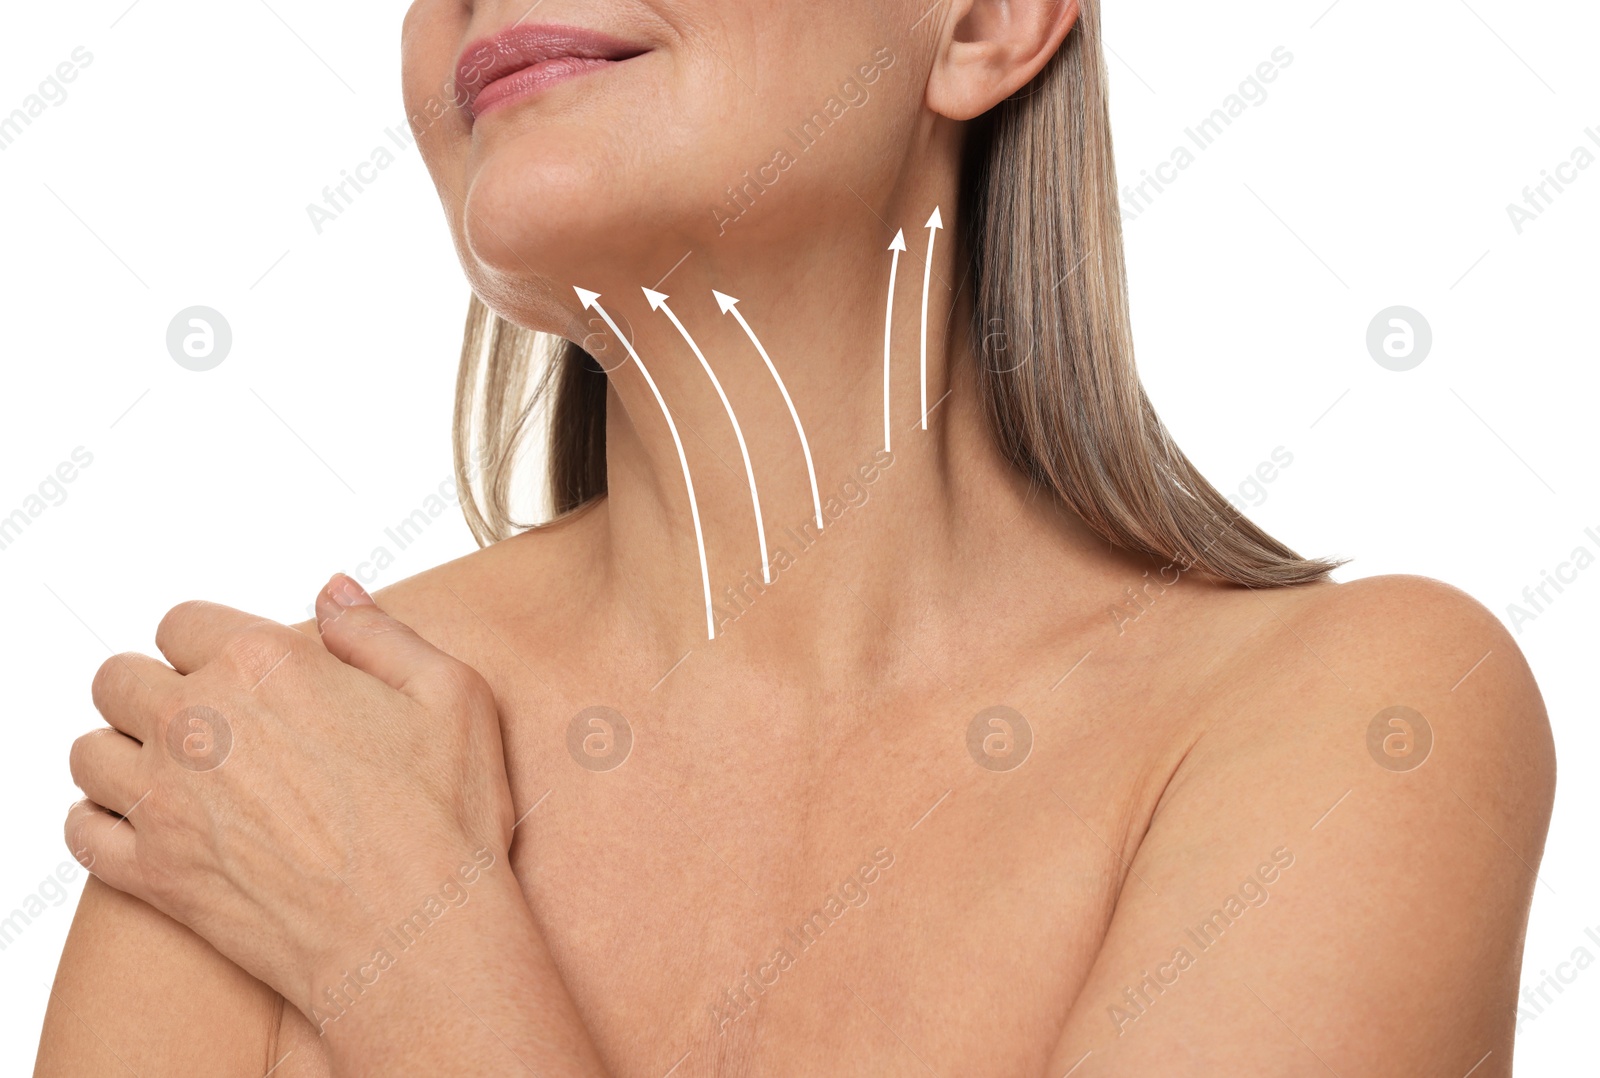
xmin=314 ymin=573 xmax=454 ymax=696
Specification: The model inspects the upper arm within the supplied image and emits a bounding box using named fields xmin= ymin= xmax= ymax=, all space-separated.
xmin=34 ymin=609 xmax=349 ymax=1076
xmin=1044 ymin=575 xmax=1556 ymax=1077
xmin=35 ymin=875 xmax=283 ymax=1076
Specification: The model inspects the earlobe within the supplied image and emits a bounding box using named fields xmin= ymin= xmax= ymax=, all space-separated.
xmin=925 ymin=0 xmax=1081 ymax=121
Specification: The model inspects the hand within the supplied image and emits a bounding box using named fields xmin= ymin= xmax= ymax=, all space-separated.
xmin=63 ymin=574 xmax=518 ymax=1021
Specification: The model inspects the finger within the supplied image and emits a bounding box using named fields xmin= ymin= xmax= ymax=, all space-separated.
xmin=91 ymin=652 xmax=182 ymax=742
xmin=63 ymin=798 xmax=141 ymax=897
xmin=154 ymin=599 xmax=266 ymax=675
xmin=68 ymin=728 xmax=150 ymax=817
xmin=315 ymin=573 xmax=466 ymax=697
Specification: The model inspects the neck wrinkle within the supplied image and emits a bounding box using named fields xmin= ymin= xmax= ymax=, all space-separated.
xmin=578 ymin=217 xmax=1094 ymax=672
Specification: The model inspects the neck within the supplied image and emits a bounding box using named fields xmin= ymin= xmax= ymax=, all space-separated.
xmin=568 ymin=187 xmax=1117 ymax=670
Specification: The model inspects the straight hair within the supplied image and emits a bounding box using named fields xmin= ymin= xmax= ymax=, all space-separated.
xmin=452 ymin=0 xmax=1341 ymax=587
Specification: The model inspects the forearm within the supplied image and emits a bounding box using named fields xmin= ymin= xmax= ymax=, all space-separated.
xmin=313 ymin=869 xmax=609 ymax=1077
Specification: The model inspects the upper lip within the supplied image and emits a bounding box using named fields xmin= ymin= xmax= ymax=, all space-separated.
xmin=455 ymin=23 xmax=648 ymax=117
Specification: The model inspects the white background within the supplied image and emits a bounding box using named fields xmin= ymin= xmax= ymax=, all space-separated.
xmin=1 ymin=0 xmax=1594 ymax=1072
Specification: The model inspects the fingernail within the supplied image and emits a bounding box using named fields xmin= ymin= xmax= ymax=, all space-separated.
xmin=329 ymin=573 xmax=374 ymax=608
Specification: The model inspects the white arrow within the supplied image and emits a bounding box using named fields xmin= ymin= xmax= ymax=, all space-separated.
xmin=575 ymin=287 xmax=715 ymax=640
xmin=883 ymin=229 xmax=907 ymax=452
xmin=919 ymin=207 xmax=943 ymax=430
xmin=714 ymin=290 xmax=824 ymax=531
xmin=645 ymin=288 xmax=772 ymax=584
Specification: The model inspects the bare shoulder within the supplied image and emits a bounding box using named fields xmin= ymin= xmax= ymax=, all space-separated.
xmin=1258 ymin=570 xmax=1539 ymax=672
xmin=1227 ymin=572 xmax=1553 ymax=783
xmin=37 ymin=512 xmax=602 ymax=1078
xmin=1176 ymin=571 xmax=1556 ymax=843
xmin=289 ymin=504 xmax=605 ymax=666
xmin=1044 ymin=573 xmax=1557 ymax=1074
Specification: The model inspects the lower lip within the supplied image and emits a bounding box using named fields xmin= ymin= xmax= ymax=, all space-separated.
xmin=472 ymin=56 xmax=628 ymax=119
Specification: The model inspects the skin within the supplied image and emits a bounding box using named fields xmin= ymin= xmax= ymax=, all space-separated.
xmin=37 ymin=0 xmax=1556 ymax=1075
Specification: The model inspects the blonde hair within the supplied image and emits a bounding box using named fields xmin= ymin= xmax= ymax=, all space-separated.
xmin=452 ymin=0 xmax=1341 ymax=587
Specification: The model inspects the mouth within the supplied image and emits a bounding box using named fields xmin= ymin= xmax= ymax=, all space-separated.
xmin=455 ymin=23 xmax=650 ymax=121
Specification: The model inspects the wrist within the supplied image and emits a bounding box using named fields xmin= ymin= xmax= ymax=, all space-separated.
xmin=299 ymin=841 xmax=510 ymax=1026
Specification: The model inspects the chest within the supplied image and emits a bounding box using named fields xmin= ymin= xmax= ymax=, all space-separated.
xmin=495 ymin=676 xmax=1168 ymax=1077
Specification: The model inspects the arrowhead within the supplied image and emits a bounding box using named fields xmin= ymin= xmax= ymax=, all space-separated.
xmin=642 ymin=288 xmax=670 ymax=311
xmin=926 ymin=207 xmax=943 ymax=230
xmin=712 ymin=290 xmax=740 ymax=314
xmin=574 ymin=287 xmax=602 ymax=310
xmin=889 ymin=229 xmax=907 ymax=253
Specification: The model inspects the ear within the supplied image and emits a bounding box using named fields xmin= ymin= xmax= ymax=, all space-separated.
xmin=925 ymin=0 xmax=1082 ymax=121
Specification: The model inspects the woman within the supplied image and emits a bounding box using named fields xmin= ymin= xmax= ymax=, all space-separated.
xmin=38 ymin=0 xmax=1555 ymax=1074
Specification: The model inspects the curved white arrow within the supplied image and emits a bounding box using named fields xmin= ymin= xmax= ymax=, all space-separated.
xmin=920 ymin=207 xmax=943 ymax=430
xmin=645 ymin=288 xmax=771 ymax=585
xmin=575 ymin=287 xmax=715 ymax=640
xmin=883 ymin=229 xmax=907 ymax=452
xmin=714 ymin=290 xmax=824 ymax=531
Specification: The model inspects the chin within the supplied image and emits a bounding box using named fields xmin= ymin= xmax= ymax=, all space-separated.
xmin=459 ymin=149 xmax=754 ymax=304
